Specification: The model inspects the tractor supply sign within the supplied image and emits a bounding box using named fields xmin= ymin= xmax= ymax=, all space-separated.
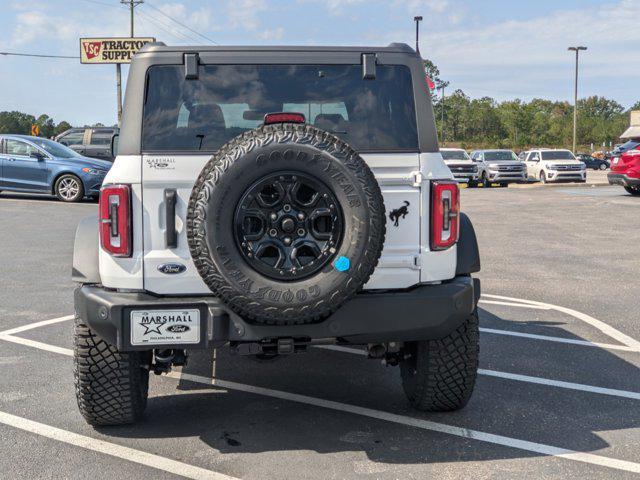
xmin=80 ymin=37 xmax=155 ymax=64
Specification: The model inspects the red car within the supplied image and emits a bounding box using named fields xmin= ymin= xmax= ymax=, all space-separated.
xmin=608 ymin=140 xmax=640 ymax=195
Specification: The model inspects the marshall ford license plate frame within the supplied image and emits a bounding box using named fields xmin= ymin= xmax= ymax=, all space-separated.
xmin=122 ymin=304 xmax=209 ymax=350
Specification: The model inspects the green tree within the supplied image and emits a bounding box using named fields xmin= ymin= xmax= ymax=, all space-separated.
xmin=0 ymin=111 xmax=36 ymax=135
xmin=36 ymin=114 xmax=56 ymax=138
xmin=54 ymin=121 xmax=72 ymax=136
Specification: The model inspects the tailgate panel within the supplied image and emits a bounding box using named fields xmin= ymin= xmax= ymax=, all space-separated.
xmin=141 ymin=152 xmax=430 ymax=294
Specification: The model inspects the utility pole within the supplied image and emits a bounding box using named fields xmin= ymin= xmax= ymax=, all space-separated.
xmin=116 ymin=0 xmax=143 ymax=126
xmin=568 ymin=46 xmax=587 ymax=153
xmin=414 ymin=16 xmax=423 ymax=55
xmin=439 ymin=83 xmax=445 ymax=144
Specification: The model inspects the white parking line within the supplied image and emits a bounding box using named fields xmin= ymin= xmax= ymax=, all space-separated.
xmin=0 ymin=334 xmax=73 ymax=356
xmin=479 ymin=328 xmax=640 ymax=353
xmin=479 ymin=300 xmax=550 ymax=310
xmin=0 ymin=411 xmax=238 ymax=480
xmin=0 ymin=315 xmax=74 ymax=336
xmin=3 ymin=316 xmax=640 ymax=474
xmin=170 ymin=371 xmax=640 ymax=474
xmin=316 ymin=345 xmax=640 ymax=401
xmin=481 ymin=294 xmax=640 ymax=349
xmin=478 ymin=369 xmax=640 ymax=400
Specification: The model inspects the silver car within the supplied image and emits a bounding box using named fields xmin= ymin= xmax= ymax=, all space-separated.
xmin=470 ymin=149 xmax=526 ymax=188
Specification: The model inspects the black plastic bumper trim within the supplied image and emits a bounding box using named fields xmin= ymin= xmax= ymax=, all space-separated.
xmin=74 ymin=276 xmax=479 ymax=351
xmin=608 ymin=173 xmax=640 ymax=187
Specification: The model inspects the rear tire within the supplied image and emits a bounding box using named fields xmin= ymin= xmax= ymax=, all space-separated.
xmin=400 ymin=309 xmax=479 ymax=412
xmin=624 ymin=186 xmax=640 ymax=196
xmin=74 ymin=316 xmax=150 ymax=426
xmin=599 ymin=163 xmax=607 ymax=170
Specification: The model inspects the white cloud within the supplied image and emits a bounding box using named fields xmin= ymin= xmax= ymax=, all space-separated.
xmin=260 ymin=27 xmax=284 ymax=40
xmin=227 ymin=0 xmax=267 ymax=31
xmin=10 ymin=12 xmax=78 ymax=46
xmin=373 ymin=0 xmax=640 ymax=104
xmin=401 ymin=0 xmax=450 ymax=14
xmin=153 ymin=2 xmax=218 ymax=34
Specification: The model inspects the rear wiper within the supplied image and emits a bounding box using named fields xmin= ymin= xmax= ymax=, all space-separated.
xmin=196 ymin=134 xmax=205 ymax=150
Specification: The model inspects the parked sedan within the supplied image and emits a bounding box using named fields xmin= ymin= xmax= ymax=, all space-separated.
xmin=0 ymin=134 xmax=111 ymax=202
xmin=576 ymin=153 xmax=609 ymax=170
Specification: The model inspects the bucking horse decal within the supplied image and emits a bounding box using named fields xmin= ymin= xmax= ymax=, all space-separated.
xmin=389 ymin=201 xmax=410 ymax=227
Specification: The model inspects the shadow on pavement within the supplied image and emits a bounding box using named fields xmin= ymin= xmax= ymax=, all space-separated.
xmin=96 ymin=307 xmax=640 ymax=466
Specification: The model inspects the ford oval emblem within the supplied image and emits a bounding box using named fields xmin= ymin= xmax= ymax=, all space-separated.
xmin=158 ymin=263 xmax=186 ymax=275
xmin=167 ymin=325 xmax=190 ymax=333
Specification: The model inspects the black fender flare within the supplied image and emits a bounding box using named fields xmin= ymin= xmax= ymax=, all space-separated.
xmin=456 ymin=212 xmax=481 ymax=276
xmin=72 ymin=214 xmax=101 ymax=284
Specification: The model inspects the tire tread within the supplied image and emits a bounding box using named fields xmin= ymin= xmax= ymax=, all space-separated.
xmin=73 ymin=316 xmax=149 ymax=426
xmin=401 ymin=310 xmax=479 ymax=412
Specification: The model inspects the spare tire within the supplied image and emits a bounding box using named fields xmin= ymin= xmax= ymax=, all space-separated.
xmin=187 ymin=123 xmax=385 ymax=325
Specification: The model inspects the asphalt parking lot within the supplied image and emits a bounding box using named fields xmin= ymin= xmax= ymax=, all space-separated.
xmin=1 ymin=184 xmax=639 ymax=479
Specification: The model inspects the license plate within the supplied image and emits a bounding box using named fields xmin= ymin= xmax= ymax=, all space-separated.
xmin=130 ymin=309 xmax=200 ymax=346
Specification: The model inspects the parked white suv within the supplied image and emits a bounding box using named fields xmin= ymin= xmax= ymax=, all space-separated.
xmin=440 ymin=148 xmax=479 ymax=187
xmin=71 ymin=43 xmax=482 ymax=426
xmin=523 ymin=149 xmax=586 ymax=183
xmin=470 ymin=149 xmax=526 ymax=187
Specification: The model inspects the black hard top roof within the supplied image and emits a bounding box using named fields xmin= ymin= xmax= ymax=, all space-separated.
xmin=138 ymin=42 xmax=416 ymax=55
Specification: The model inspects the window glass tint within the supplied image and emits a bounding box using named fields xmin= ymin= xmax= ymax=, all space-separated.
xmin=30 ymin=138 xmax=78 ymax=158
xmin=59 ymin=131 xmax=84 ymax=146
xmin=91 ymin=134 xmax=112 ymax=145
xmin=484 ymin=151 xmax=517 ymax=161
xmin=142 ymin=64 xmax=418 ymax=152
xmin=618 ymin=141 xmax=640 ymax=152
xmin=6 ymin=139 xmax=35 ymax=156
xmin=440 ymin=150 xmax=469 ymax=160
xmin=541 ymin=150 xmax=575 ymax=160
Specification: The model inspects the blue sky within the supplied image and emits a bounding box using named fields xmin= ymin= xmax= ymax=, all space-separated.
xmin=0 ymin=0 xmax=637 ymax=126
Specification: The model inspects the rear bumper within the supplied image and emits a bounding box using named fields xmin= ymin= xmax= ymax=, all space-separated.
xmin=74 ymin=276 xmax=480 ymax=351
xmin=608 ymin=173 xmax=640 ymax=187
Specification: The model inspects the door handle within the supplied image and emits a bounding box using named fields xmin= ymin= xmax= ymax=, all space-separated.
xmin=7 ymin=158 xmax=16 ymax=162
xmin=165 ymin=189 xmax=178 ymax=248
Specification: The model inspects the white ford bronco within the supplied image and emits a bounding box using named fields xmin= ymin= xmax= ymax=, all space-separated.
xmin=72 ymin=43 xmax=481 ymax=426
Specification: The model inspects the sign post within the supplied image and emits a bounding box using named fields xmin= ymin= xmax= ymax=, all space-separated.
xmin=79 ymin=37 xmax=155 ymax=126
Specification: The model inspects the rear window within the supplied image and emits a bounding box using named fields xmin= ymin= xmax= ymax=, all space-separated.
xmin=142 ymin=64 xmax=418 ymax=152
xmin=541 ymin=151 xmax=575 ymax=160
xmin=440 ymin=150 xmax=469 ymax=161
xmin=617 ymin=141 xmax=640 ymax=153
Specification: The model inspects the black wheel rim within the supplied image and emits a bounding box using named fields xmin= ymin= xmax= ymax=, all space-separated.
xmin=234 ymin=171 xmax=344 ymax=281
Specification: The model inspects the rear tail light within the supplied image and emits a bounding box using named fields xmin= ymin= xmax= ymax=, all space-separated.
xmin=99 ymin=185 xmax=132 ymax=257
xmin=431 ymin=181 xmax=460 ymax=251
xmin=264 ymin=112 xmax=306 ymax=125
